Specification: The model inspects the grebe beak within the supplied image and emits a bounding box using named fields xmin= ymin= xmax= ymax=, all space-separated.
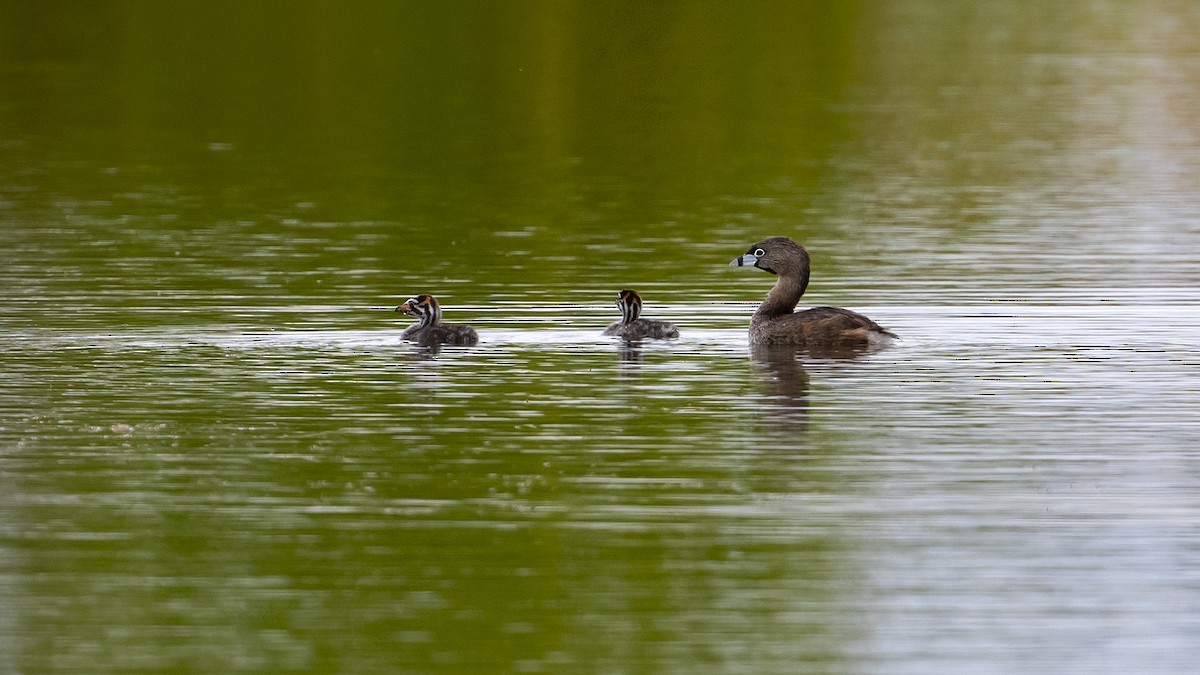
xmin=731 ymin=252 xmax=758 ymax=267
xmin=397 ymin=302 xmax=414 ymax=313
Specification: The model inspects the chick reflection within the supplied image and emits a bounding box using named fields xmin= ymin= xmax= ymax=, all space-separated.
xmin=749 ymin=345 xmax=811 ymax=428
xmin=616 ymin=339 xmax=645 ymax=365
xmin=402 ymin=342 xmax=442 ymax=360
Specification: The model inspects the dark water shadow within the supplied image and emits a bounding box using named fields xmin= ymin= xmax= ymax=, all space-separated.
xmin=616 ymin=339 xmax=645 ymax=365
xmin=749 ymin=345 xmax=813 ymax=430
xmin=749 ymin=341 xmax=888 ymax=431
xmin=400 ymin=340 xmax=444 ymax=360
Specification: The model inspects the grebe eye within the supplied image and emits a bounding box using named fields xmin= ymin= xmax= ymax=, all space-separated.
xmin=754 ymin=248 xmax=765 ymax=257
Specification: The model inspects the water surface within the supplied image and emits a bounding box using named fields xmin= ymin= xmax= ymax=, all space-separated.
xmin=3 ymin=1 xmax=1200 ymax=672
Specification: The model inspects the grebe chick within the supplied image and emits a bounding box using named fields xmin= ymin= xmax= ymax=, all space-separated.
xmin=602 ymin=289 xmax=679 ymax=340
xmin=730 ymin=237 xmax=895 ymax=347
xmin=396 ymin=294 xmax=478 ymax=346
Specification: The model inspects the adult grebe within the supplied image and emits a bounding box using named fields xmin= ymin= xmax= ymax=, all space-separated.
xmin=730 ymin=237 xmax=895 ymax=347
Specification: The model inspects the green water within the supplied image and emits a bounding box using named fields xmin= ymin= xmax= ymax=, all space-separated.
xmin=4 ymin=2 xmax=1200 ymax=672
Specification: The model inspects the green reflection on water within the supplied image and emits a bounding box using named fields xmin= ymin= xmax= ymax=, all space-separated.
xmin=8 ymin=338 xmax=853 ymax=671
xmin=2 ymin=1 xmax=869 ymax=321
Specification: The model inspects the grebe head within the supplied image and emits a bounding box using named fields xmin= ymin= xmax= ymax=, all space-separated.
xmin=396 ymin=294 xmax=442 ymax=327
xmin=729 ymin=236 xmax=810 ymax=278
xmin=615 ymin=289 xmax=643 ymax=325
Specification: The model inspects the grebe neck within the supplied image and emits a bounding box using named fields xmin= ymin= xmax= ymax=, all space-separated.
xmin=756 ymin=272 xmax=809 ymax=319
